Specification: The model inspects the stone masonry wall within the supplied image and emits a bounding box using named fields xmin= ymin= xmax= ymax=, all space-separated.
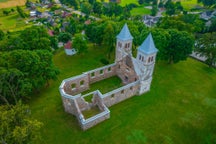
xmin=63 ymin=74 xmax=89 ymax=95
xmin=102 ymin=81 xmax=140 ymax=107
xmin=116 ymin=56 xmax=138 ymax=84
xmin=88 ymin=64 xmax=117 ymax=84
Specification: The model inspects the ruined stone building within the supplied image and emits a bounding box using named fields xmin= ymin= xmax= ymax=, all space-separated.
xmin=59 ymin=24 xmax=158 ymax=130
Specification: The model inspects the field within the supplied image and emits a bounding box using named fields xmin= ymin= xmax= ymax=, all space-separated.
xmin=0 ymin=13 xmax=30 ymax=31
xmin=0 ymin=0 xmax=26 ymax=8
xmin=180 ymin=0 xmax=201 ymax=10
xmin=30 ymin=44 xmax=216 ymax=144
xmin=131 ymin=7 xmax=151 ymax=15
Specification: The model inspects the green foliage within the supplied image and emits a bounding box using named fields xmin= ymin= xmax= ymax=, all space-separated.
xmin=209 ymin=19 xmax=216 ymax=32
xmin=0 ymin=67 xmax=32 ymax=105
xmin=103 ymin=21 xmax=117 ymax=58
xmin=16 ymin=6 xmax=26 ymax=18
xmin=73 ymin=33 xmax=88 ymax=54
xmin=0 ymin=49 xmax=59 ymax=104
xmin=93 ymin=2 xmax=103 ymax=15
xmin=100 ymin=58 xmax=109 ymax=65
xmin=81 ymin=1 xmax=92 ymax=16
xmin=58 ymin=32 xmax=72 ymax=43
xmin=0 ymin=29 xmax=4 ymax=40
xmin=158 ymin=15 xmax=205 ymax=33
xmin=0 ymin=26 xmax=52 ymax=51
xmin=151 ymin=5 xmax=158 ymax=16
xmin=198 ymin=0 xmax=216 ymax=7
xmin=0 ymin=103 xmax=43 ymax=143
xmin=195 ymin=32 xmax=216 ymax=67
xmin=165 ymin=29 xmax=194 ymax=63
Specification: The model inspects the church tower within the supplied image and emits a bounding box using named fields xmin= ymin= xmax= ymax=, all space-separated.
xmin=115 ymin=24 xmax=133 ymax=62
xmin=136 ymin=33 xmax=158 ymax=94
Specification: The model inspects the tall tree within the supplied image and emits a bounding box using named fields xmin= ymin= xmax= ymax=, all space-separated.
xmin=195 ymin=32 xmax=216 ymax=67
xmin=0 ymin=67 xmax=32 ymax=105
xmin=58 ymin=32 xmax=72 ymax=43
xmin=0 ymin=103 xmax=43 ymax=143
xmin=103 ymin=22 xmax=116 ymax=59
xmin=81 ymin=2 xmax=92 ymax=17
xmin=0 ymin=29 xmax=4 ymax=40
xmin=165 ymin=29 xmax=194 ymax=64
xmin=93 ymin=2 xmax=103 ymax=16
xmin=198 ymin=0 xmax=216 ymax=7
xmin=73 ymin=34 xmax=88 ymax=54
xmin=16 ymin=6 xmax=26 ymax=18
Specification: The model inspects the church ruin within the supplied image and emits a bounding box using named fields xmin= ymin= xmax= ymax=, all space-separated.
xmin=59 ymin=24 xmax=158 ymax=130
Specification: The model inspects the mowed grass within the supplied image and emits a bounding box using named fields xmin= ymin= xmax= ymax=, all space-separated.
xmin=180 ymin=0 xmax=202 ymax=10
xmin=0 ymin=14 xmax=30 ymax=31
xmin=0 ymin=0 xmax=26 ymax=8
xmin=30 ymin=44 xmax=216 ymax=144
xmin=131 ymin=7 xmax=151 ymax=15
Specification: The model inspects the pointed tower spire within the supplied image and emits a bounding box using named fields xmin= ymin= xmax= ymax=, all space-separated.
xmin=116 ymin=23 xmax=133 ymax=41
xmin=138 ymin=33 xmax=158 ymax=55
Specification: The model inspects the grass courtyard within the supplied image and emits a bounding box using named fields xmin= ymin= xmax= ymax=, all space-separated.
xmin=30 ymin=44 xmax=216 ymax=144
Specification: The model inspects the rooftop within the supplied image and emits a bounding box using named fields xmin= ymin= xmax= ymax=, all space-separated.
xmin=116 ymin=23 xmax=133 ymax=41
xmin=138 ymin=33 xmax=158 ymax=55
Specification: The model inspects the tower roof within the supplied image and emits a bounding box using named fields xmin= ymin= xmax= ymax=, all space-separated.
xmin=116 ymin=23 xmax=133 ymax=41
xmin=138 ymin=33 xmax=158 ymax=55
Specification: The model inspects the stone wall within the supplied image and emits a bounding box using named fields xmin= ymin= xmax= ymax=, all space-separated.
xmin=63 ymin=74 xmax=89 ymax=95
xmin=116 ymin=56 xmax=138 ymax=84
xmin=102 ymin=81 xmax=140 ymax=107
xmin=80 ymin=110 xmax=110 ymax=130
xmin=88 ymin=64 xmax=117 ymax=84
xmin=79 ymin=90 xmax=110 ymax=130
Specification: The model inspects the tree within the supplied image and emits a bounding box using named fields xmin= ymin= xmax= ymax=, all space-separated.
xmin=165 ymin=1 xmax=175 ymax=16
xmin=198 ymin=0 xmax=216 ymax=7
xmin=158 ymin=17 xmax=195 ymax=33
xmin=81 ymin=2 xmax=92 ymax=17
xmin=16 ymin=6 xmax=26 ymax=18
xmin=151 ymin=28 xmax=171 ymax=60
xmin=151 ymin=5 xmax=158 ymax=16
xmin=195 ymin=32 xmax=216 ymax=67
xmin=138 ymin=0 xmax=144 ymax=5
xmin=50 ymin=36 xmax=58 ymax=50
xmin=0 ymin=50 xmax=59 ymax=97
xmin=93 ymin=2 xmax=103 ymax=16
xmin=0 ymin=67 xmax=32 ymax=105
xmin=58 ymin=32 xmax=72 ymax=43
xmin=0 ymin=29 xmax=4 ymax=40
xmin=0 ymin=103 xmax=43 ymax=144
xmin=73 ymin=34 xmax=88 ymax=54
xmin=209 ymin=19 xmax=216 ymax=32
xmin=103 ymin=22 xmax=116 ymax=59
xmin=165 ymin=29 xmax=194 ymax=64
xmin=3 ymin=10 xmax=10 ymax=15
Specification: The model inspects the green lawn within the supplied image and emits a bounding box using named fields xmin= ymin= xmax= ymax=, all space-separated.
xmin=30 ymin=44 xmax=216 ymax=143
xmin=0 ymin=13 xmax=31 ymax=31
xmin=131 ymin=6 xmax=151 ymax=16
xmin=180 ymin=0 xmax=202 ymax=10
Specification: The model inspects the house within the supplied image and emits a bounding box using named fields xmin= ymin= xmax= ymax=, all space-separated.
xmin=30 ymin=10 xmax=42 ymax=17
xmin=59 ymin=24 xmax=158 ymax=130
xmin=48 ymin=30 xmax=54 ymax=36
xmin=143 ymin=15 xmax=160 ymax=27
xmin=64 ymin=41 xmax=77 ymax=56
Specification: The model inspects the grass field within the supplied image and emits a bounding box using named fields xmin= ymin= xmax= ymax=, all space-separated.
xmin=131 ymin=7 xmax=151 ymax=15
xmin=0 ymin=13 xmax=30 ymax=31
xmin=180 ymin=0 xmax=202 ymax=10
xmin=30 ymin=44 xmax=216 ymax=144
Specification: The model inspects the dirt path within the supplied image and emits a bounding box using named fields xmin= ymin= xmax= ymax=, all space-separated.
xmin=0 ymin=0 xmax=26 ymax=8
